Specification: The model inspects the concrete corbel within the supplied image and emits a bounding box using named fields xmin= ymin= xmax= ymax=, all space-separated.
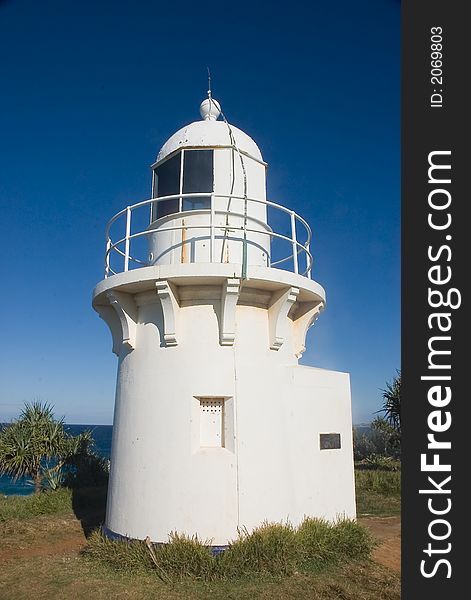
xmin=94 ymin=305 xmax=122 ymax=356
xmin=268 ymin=286 xmax=300 ymax=350
xmin=220 ymin=278 xmax=241 ymax=346
xmin=105 ymin=291 xmax=138 ymax=353
xmin=155 ymin=280 xmax=179 ymax=346
xmin=293 ymin=301 xmax=325 ymax=358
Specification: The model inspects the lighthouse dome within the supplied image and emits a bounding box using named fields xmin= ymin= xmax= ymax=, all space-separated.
xmin=155 ymin=101 xmax=264 ymax=164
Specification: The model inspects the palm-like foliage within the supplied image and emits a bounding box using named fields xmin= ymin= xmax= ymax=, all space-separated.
xmin=0 ymin=401 xmax=94 ymax=493
xmin=0 ymin=424 xmax=37 ymax=479
xmin=380 ymin=371 xmax=401 ymax=433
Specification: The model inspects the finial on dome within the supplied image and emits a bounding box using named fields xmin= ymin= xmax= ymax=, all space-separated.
xmin=200 ymin=98 xmax=221 ymax=121
xmin=200 ymin=67 xmax=221 ymax=121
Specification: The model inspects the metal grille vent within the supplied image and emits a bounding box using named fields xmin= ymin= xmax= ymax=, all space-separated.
xmin=200 ymin=398 xmax=224 ymax=447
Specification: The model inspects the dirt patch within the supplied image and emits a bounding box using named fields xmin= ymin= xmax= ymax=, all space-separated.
xmin=0 ymin=534 xmax=85 ymax=564
xmin=0 ymin=513 xmax=87 ymax=565
xmin=359 ymin=516 xmax=401 ymax=573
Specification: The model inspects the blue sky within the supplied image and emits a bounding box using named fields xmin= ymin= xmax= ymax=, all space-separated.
xmin=0 ymin=0 xmax=399 ymax=425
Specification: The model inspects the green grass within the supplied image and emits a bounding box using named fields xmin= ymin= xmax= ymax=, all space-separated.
xmin=355 ymin=469 xmax=401 ymax=495
xmin=0 ymin=485 xmax=107 ymax=523
xmin=0 ymin=553 xmax=401 ymax=600
xmin=0 ymin=487 xmax=72 ymax=522
xmin=0 ymin=476 xmax=401 ymax=599
xmin=84 ymin=518 xmax=375 ymax=582
xmin=355 ymin=468 xmax=401 ymax=516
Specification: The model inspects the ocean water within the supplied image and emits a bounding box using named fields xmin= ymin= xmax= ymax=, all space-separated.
xmin=0 ymin=424 xmax=113 ymax=496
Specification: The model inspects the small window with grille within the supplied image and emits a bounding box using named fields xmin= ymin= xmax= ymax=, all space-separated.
xmin=199 ymin=397 xmax=224 ymax=448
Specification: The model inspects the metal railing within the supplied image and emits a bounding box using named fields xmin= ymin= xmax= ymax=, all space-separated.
xmin=103 ymin=194 xmax=313 ymax=279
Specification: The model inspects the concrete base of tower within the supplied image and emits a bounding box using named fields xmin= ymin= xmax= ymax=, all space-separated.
xmin=93 ymin=263 xmax=355 ymax=547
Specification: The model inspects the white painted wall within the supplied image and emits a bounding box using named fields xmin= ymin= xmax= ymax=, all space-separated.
xmin=101 ymin=283 xmax=355 ymax=546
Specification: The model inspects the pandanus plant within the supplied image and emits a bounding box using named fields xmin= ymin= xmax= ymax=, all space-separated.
xmin=0 ymin=401 xmax=93 ymax=493
xmin=380 ymin=371 xmax=401 ymax=433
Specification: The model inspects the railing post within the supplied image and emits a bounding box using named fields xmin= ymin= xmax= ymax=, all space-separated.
xmin=105 ymin=239 xmax=111 ymax=278
xmin=124 ymin=206 xmax=131 ymax=272
xmin=210 ymin=193 xmax=215 ymax=262
xmin=290 ymin=211 xmax=299 ymax=274
xmin=306 ymin=242 xmax=311 ymax=279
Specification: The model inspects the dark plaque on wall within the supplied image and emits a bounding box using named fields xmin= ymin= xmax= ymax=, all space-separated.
xmin=319 ymin=433 xmax=341 ymax=450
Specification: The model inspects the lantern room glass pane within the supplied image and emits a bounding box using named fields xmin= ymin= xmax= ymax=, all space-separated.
xmin=182 ymin=150 xmax=213 ymax=211
xmin=153 ymin=152 xmax=181 ymax=220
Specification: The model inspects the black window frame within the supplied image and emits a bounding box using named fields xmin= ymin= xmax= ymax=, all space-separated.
xmin=151 ymin=149 xmax=214 ymax=221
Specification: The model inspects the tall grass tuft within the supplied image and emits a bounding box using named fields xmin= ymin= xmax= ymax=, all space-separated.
xmin=220 ymin=521 xmax=300 ymax=577
xmin=85 ymin=517 xmax=375 ymax=582
xmin=297 ymin=518 xmax=337 ymax=569
xmin=154 ymin=532 xmax=216 ymax=580
xmin=84 ymin=529 xmax=153 ymax=573
xmin=330 ymin=518 xmax=375 ymax=559
xmin=297 ymin=517 xmax=375 ymax=571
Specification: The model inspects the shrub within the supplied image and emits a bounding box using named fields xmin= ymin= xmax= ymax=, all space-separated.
xmin=353 ymin=431 xmax=377 ymax=461
xmin=354 ymin=420 xmax=401 ymax=462
xmin=64 ymin=453 xmax=109 ymax=488
xmin=371 ymin=418 xmax=401 ymax=459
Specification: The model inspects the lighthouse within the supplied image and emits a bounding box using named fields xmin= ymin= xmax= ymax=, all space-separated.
xmin=93 ymin=95 xmax=356 ymax=546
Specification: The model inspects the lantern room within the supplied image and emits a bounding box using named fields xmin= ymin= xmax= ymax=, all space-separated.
xmin=146 ymin=98 xmax=271 ymax=269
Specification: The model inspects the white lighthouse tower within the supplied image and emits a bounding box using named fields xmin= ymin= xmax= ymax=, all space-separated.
xmin=93 ymin=95 xmax=356 ymax=546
